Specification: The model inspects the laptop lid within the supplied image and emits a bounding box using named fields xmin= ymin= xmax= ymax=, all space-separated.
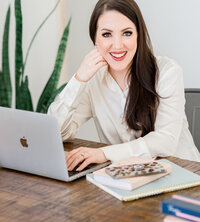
xmin=0 ymin=106 xmax=70 ymax=181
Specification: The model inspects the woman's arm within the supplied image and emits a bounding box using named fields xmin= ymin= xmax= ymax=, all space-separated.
xmin=48 ymin=76 xmax=92 ymax=141
xmin=48 ymin=48 xmax=107 ymax=141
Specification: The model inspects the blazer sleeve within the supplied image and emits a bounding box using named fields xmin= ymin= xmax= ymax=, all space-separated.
xmin=47 ymin=75 xmax=92 ymax=141
xmin=101 ymin=62 xmax=185 ymax=162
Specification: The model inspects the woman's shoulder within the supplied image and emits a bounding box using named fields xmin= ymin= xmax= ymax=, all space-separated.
xmin=156 ymin=56 xmax=182 ymax=72
xmin=156 ymin=56 xmax=184 ymax=90
xmin=156 ymin=56 xmax=183 ymax=80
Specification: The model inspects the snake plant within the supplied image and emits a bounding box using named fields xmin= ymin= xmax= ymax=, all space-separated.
xmin=0 ymin=6 xmax=12 ymax=107
xmin=0 ymin=0 xmax=70 ymax=113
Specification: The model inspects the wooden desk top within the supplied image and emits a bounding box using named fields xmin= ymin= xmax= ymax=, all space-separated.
xmin=0 ymin=138 xmax=200 ymax=222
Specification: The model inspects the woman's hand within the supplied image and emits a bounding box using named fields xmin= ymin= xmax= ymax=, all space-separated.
xmin=75 ymin=48 xmax=107 ymax=82
xmin=66 ymin=147 xmax=108 ymax=171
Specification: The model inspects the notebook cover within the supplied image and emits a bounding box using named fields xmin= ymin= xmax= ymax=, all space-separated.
xmin=86 ymin=159 xmax=200 ymax=201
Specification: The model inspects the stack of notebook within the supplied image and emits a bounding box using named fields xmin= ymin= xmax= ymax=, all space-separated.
xmin=86 ymin=157 xmax=200 ymax=201
xmin=161 ymin=194 xmax=200 ymax=222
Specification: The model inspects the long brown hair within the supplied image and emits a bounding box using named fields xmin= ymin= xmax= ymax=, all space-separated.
xmin=89 ymin=0 xmax=160 ymax=137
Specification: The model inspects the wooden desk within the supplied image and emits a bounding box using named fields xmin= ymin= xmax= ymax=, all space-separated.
xmin=0 ymin=139 xmax=200 ymax=222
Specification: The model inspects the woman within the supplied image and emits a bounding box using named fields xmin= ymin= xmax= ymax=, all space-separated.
xmin=48 ymin=0 xmax=200 ymax=171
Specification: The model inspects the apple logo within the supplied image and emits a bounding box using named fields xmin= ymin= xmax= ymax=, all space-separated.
xmin=20 ymin=136 xmax=28 ymax=148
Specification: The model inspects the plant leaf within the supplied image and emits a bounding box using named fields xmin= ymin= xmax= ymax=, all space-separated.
xmin=15 ymin=0 xmax=33 ymax=111
xmin=41 ymin=83 xmax=67 ymax=113
xmin=23 ymin=76 xmax=33 ymax=111
xmin=0 ymin=6 xmax=12 ymax=107
xmin=15 ymin=0 xmax=23 ymax=109
xmin=36 ymin=18 xmax=71 ymax=112
xmin=0 ymin=71 xmax=9 ymax=107
xmin=18 ymin=76 xmax=33 ymax=111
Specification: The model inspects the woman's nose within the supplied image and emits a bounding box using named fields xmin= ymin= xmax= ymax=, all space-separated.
xmin=112 ymin=36 xmax=123 ymax=49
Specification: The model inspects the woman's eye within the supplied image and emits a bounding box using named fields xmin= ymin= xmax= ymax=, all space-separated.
xmin=102 ymin=32 xmax=111 ymax=37
xmin=123 ymin=31 xmax=133 ymax=36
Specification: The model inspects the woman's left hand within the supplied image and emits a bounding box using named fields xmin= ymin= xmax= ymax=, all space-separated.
xmin=66 ymin=147 xmax=108 ymax=171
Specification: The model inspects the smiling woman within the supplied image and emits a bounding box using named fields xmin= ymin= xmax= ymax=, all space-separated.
xmin=48 ymin=0 xmax=200 ymax=172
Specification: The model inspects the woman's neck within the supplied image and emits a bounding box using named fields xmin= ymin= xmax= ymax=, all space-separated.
xmin=108 ymin=67 xmax=129 ymax=91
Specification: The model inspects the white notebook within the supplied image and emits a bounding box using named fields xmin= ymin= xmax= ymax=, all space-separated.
xmin=86 ymin=159 xmax=200 ymax=201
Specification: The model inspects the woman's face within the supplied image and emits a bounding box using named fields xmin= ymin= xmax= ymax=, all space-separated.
xmin=95 ymin=10 xmax=138 ymax=76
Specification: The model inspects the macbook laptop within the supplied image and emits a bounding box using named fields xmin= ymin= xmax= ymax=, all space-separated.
xmin=0 ymin=106 xmax=110 ymax=181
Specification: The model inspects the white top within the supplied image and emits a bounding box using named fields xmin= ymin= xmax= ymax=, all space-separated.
xmin=48 ymin=56 xmax=200 ymax=162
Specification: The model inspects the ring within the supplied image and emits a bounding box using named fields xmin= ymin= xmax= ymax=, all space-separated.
xmin=80 ymin=153 xmax=85 ymax=159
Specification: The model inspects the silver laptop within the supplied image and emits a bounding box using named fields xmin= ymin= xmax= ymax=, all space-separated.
xmin=0 ymin=106 xmax=110 ymax=181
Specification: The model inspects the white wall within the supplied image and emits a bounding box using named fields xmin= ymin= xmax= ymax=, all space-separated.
xmin=135 ymin=0 xmax=200 ymax=88
xmin=65 ymin=0 xmax=97 ymax=78
xmin=65 ymin=0 xmax=99 ymax=141
xmin=65 ymin=0 xmax=200 ymax=142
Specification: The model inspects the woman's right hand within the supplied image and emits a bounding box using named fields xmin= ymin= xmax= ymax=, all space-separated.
xmin=75 ymin=48 xmax=107 ymax=82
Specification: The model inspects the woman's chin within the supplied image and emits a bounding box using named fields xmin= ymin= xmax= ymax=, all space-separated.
xmin=108 ymin=65 xmax=129 ymax=75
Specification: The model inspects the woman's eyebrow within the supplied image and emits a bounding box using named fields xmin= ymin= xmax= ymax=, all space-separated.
xmin=101 ymin=28 xmax=113 ymax=32
xmin=100 ymin=27 xmax=134 ymax=32
xmin=121 ymin=27 xmax=134 ymax=31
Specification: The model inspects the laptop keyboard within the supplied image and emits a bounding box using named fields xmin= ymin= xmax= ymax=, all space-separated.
xmin=68 ymin=163 xmax=98 ymax=177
